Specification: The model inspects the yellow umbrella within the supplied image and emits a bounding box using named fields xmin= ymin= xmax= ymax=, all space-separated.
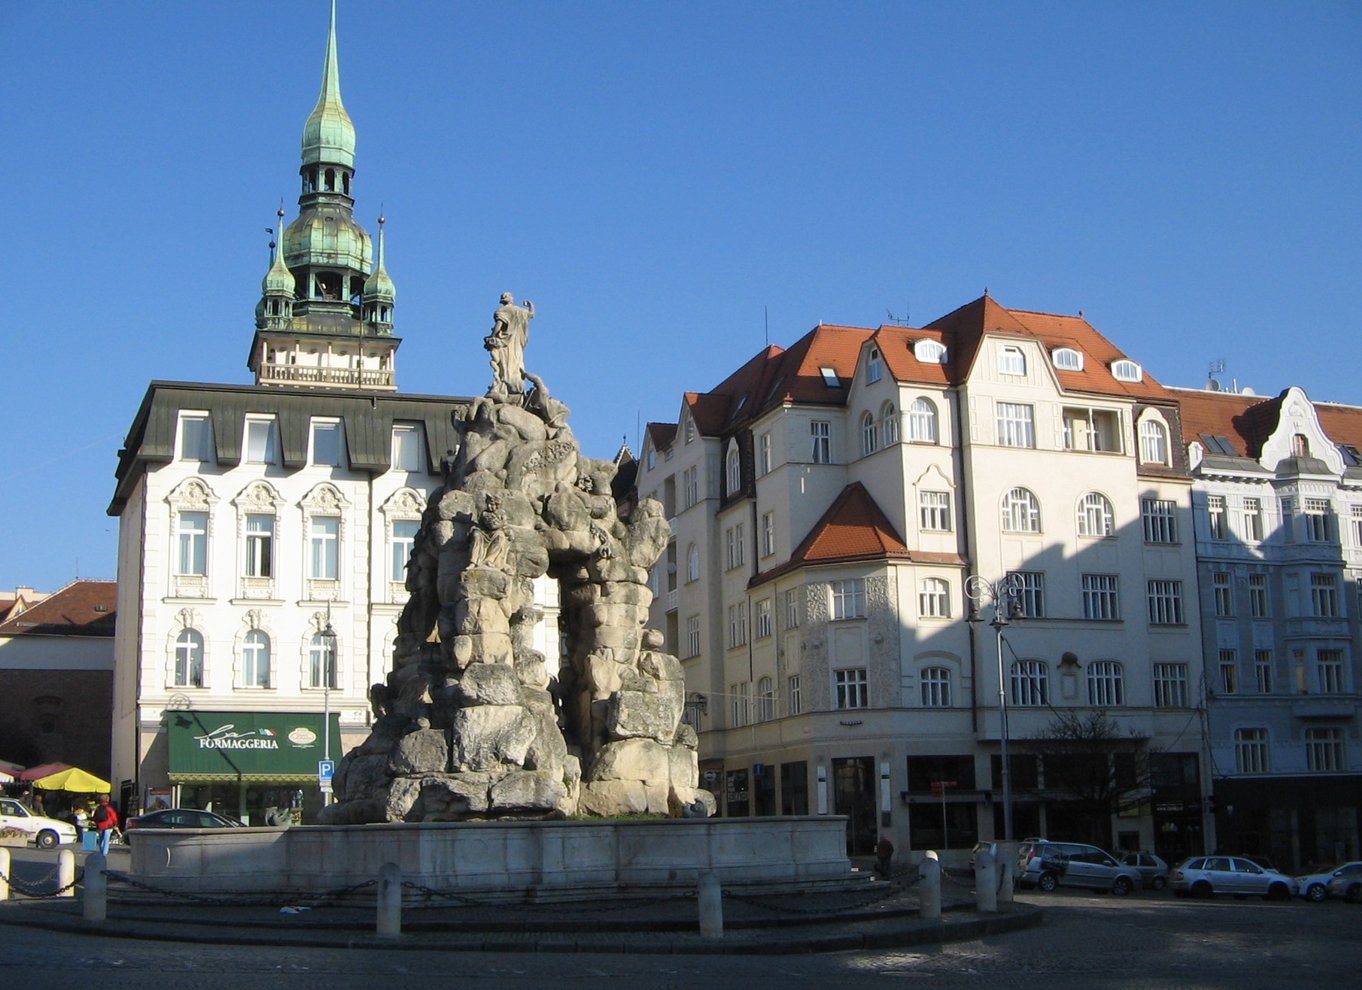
xmin=32 ymin=766 xmax=111 ymax=793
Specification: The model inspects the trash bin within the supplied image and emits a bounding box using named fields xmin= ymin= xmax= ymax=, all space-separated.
xmin=81 ymin=830 xmax=97 ymax=851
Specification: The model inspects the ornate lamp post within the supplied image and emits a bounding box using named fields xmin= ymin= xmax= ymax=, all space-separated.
xmin=966 ymin=574 xmax=1024 ymax=840
xmin=320 ymin=602 xmax=338 ymax=805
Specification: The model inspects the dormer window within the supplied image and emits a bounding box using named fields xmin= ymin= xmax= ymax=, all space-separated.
xmin=1052 ymin=348 xmax=1084 ymax=371
xmin=998 ymin=345 xmax=1026 ymax=376
xmin=684 ymin=415 xmax=695 ymax=444
xmin=820 ymin=367 xmax=842 ymax=389
xmin=1111 ymin=359 xmax=1143 ymax=382
xmin=913 ymin=339 xmax=947 ymax=364
xmin=867 ymin=347 xmax=883 ymax=384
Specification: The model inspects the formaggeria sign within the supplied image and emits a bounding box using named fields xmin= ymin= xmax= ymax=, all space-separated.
xmin=168 ymin=710 xmax=342 ymax=781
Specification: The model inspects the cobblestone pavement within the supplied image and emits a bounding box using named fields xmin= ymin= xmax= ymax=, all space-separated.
xmin=1 ymin=888 xmax=1357 ymax=990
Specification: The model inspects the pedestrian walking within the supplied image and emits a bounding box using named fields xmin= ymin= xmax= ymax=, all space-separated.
xmin=93 ymin=793 xmax=120 ymax=855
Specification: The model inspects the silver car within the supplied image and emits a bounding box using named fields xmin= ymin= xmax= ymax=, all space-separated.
xmin=1324 ymin=862 xmax=1362 ymax=902
xmin=1295 ymin=861 xmax=1362 ymax=902
xmin=1018 ymin=839 xmax=1143 ymax=895
xmin=1171 ymin=855 xmax=1297 ymax=900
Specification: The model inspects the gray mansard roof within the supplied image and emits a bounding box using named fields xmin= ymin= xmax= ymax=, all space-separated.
xmin=109 ymin=381 xmax=469 ymax=514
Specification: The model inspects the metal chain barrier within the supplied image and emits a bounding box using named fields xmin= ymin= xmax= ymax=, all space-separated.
xmin=397 ymin=879 xmax=689 ymax=914
xmin=0 ymin=864 xmax=83 ymax=899
xmin=721 ymin=881 xmax=903 ymax=916
xmin=102 ymin=869 xmax=376 ymax=908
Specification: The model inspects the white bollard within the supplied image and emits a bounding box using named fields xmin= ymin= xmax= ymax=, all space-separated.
xmin=0 ymin=848 xmax=9 ymax=900
xmin=376 ymin=862 xmax=402 ymax=938
xmin=698 ymin=871 xmax=723 ymax=938
xmin=57 ymin=848 xmax=76 ymax=898
xmin=974 ymin=848 xmax=998 ymax=913
xmin=918 ymin=851 xmax=942 ymax=921
xmin=83 ymin=851 xmax=107 ymax=922
xmin=997 ymin=841 xmax=1018 ymax=905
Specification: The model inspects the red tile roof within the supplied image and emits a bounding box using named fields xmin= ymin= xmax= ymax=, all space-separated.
xmin=791 ymin=483 xmax=910 ymax=565
xmin=1173 ymin=387 xmax=1362 ymax=459
xmin=0 ymin=580 xmax=116 ymax=637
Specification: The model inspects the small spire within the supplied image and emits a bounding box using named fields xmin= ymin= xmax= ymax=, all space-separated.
xmin=301 ymin=0 xmax=355 ymax=169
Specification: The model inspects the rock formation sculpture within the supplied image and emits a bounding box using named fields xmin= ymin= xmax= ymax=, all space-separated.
xmin=321 ymin=296 xmax=715 ymax=823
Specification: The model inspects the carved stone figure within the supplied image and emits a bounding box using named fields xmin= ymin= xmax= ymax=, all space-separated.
xmin=484 ymin=293 xmax=535 ymax=397
xmin=320 ymin=295 xmax=711 ymax=825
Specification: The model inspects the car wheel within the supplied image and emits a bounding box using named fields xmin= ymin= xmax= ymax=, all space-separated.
xmin=1112 ymin=877 xmax=1133 ymax=897
xmin=1192 ymin=880 xmax=1213 ymax=899
xmin=1265 ymin=882 xmax=1288 ymax=901
xmin=1346 ymin=884 xmax=1362 ymax=904
xmin=1152 ymin=876 xmax=1167 ymax=891
xmin=1306 ymin=883 xmax=1326 ymax=903
xmin=1038 ymin=872 xmax=1059 ymax=893
xmin=35 ymin=829 xmax=59 ymax=849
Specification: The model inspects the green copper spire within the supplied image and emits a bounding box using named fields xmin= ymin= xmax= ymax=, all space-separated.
xmin=301 ymin=0 xmax=355 ymax=170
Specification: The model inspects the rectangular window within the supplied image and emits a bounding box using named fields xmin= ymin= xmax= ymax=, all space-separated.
xmin=1241 ymin=498 xmax=1263 ymax=541
xmin=1207 ymin=495 xmax=1228 ymax=540
xmin=1008 ymin=571 xmax=1045 ymax=619
xmin=686 ymin=615 xmax=701 ymax=658
xmin=1213 ymin=572 xmax=1233 ymax=617
xmin=919 ymin=490 xmax=952 ymax=532
xmin=996 ymin=402 xmax=1035 ymax=448
xmin=1141 ymin=498 xmax=1177 ymax=544
xmin=920 ymin=667 xmax=952 ymax=707
xmin=308 ymin=636 xmax=338 ymax=690
xmin=1305 ymin=498 xmax=1331 ymax=542
xmin=725 ymin=524 xmax=745 ymax=569
xmin=1352 ymin=504 xmax=1362 ymax=546
xmin=1010 ymin=659 xmax=1048 ymax=706
xmin=177 ymin=511 xmax=208 ymax=576
xmin=1235 ymin=728 xmax=1269 ymax=774
xmin=918 ymin=578 xmax=949 ymax=618
xmin=784 ymin=589 xmax=800 ymax=628
xmin=1317 ymin=649 xmax=1346 ymax=694
xmin=1311 ymin=573 xmax=1339 ymax=617
xmin=1147 ymin=580 xmax=1184 ymax=625
xmin=1153 ymin=662 xmax=1189 ymax=708
xmin=754 ymin=599 xmax=772 ymax=638
xmin=787 ymin=675 xmax=802 ymax=716
xmin=309 ymin=516 xmax=339 ymax=579
xmin=1081 ymin=573 xmax=1120 ymax=620
xmin=758 ymin=433 xmax=772 ymax=476
xmin=1248 ymin=573 xmax=1269 ymax=618
xmin=834 ymin=668 xmax=868 ymax=709
xmin=179 ymin=413 xmax=213 ymax=462
xmin=1218 ymin=649 xmax=1238 ymax=694
xmin=244 ymin=514 xmax=273 ymax=578
xmin=831 ymin=579 xmax=866 ymax=620
xmin=1254 ymin=650 xmax=1274 ymax=694
xmin=727 ymin=603 xmax=748 ymax=648
xmin=1280 ymin=497 xmax=1296 ymax=541
xmin=311 ymin=420 xmax=343 ymax=467
xmin=391 ymin=424 xmax=423 ymax=472
xmin=245 ymin=417 xmax=279 ymax=464
xmin=761 ymin=511 xmax=775 ymax=557
xmin=1306 ymin=728 xmax=1345 ymax=773
xmin=811 ymin=420 xmax=831 ymax=464
xmin=682 ymin=466 xmax=699 ymax=509
xmin=391 ymin=519 xmax=419 ymax=582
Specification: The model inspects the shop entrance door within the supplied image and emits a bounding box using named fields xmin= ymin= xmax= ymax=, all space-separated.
xmin=833 ymin=756 xmax=877 ymax=855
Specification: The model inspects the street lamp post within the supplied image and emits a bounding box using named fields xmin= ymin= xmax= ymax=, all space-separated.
xmin=966 ymin=574 xmax=1024 ymax=841
xmin=320 ymin=603 xmax=338 ymax=806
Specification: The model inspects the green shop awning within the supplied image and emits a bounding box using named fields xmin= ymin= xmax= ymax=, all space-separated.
xmin=168 ymin=710 xmax=343 ymax=783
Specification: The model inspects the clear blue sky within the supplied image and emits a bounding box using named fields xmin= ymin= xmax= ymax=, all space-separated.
xmin=2 ymin=1 xmax=1358 ymax=594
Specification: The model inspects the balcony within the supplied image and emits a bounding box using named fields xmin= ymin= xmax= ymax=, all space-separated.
xmin=665 ymin=589 xmax=678 ymax=613
xmin=259 ymin=365 xmax=395 ymax=389
xmin=1291 ymin=695 xmax=1358 ymax=720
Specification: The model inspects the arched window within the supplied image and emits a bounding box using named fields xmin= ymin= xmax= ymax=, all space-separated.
xmin=908 ymin=397 xmax=937 ymax=443
xmin=866 ymin=347 xmax=882 ymax=383
xmin=998 ymin=345 xmax=1026 ymax=376
xmin=1010 ymin=658 xmax=1048 ymax=706
xmin=881 ymin=402 xmax=899 ymax=444
xmin=686 ymin=543 xmax=700 ymax=582
xmin=1001 ymin=487 xmax=1042 ymax=533
xmin=309 ymin=633 xmax=338 ymax=689
xmin=860 ymin=412 xmax=878 ymax=456
xmin=1052 ymin=348 xmax=1083 ymax=371
xmin=1111 ymin=359 xmax=1142 ymax=382
xmin=757 ymin=676 xmax=775 ymax=721
xmin=1077 ymin=492 xmax=1115 ymax=537
xmin=174 ymin=629 xmax=204 ymax=688
xmin=914 ymin=339 xmax=947 ymax=364
xmin=920 ymin=667 xmax=952 ymax=707
xmin=919 ymin=578 xmax=950 ymax=618
xmin=242 ymin=630 xmax=271 ymax=688
xmin=726 ymin=443 xmax=741 ymax=494
xmin=1086 ymin=660 xmax=1124 ymax=706
xmin=1139 ymin=418 xmax=1169 ymax=465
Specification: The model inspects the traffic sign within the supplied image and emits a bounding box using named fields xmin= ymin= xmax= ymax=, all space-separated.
xmin=318 ymin=759 xmax=335 ymax=782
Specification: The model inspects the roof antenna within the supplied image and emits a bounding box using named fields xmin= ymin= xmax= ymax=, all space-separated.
xmin=764 ymin=305 xmax=769 ymax=347
xmin=1207 ymin=359 xmax=1226 ymax=392
xmin=886 ymin=300 xmax=910 ymax=326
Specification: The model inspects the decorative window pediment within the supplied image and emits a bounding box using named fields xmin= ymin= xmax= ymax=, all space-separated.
xmin=167 ymin=477 xmax=217 ymax=511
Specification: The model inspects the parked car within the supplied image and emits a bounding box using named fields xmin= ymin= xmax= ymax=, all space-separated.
xmin=1121 ymin=851 xmax=1170 ymax=890
xmin=0 ymin=797 xmax=78 ymax=848
xmin=1017 ymin=839 xmax=1142 ymax=895
xmin=1325 ymin=862 xmax=1362 ymax=902
xmin=1295 ymin=861 xmax=1362 ymax=902
xmin=1171 ymin=856 xmax=1297 ymax=900
xmin=125 ymin=808 xmax=244 ymax=830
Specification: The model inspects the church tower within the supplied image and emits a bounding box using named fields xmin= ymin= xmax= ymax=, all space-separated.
xmin=249 ymin=0 xmax=399 ymax=390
